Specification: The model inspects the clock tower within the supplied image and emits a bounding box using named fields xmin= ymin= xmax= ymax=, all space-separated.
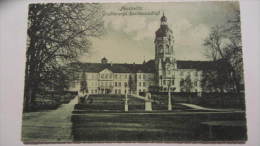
xmin=154 ymin=13 xmax=176 ymax=89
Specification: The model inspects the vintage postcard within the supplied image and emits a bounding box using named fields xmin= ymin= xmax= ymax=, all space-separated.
xmin=22 ymin=1 xmax=247 ymax=143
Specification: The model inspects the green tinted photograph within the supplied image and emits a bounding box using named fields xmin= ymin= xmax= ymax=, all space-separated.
xmin=22 ymin=1 xmax=247 ymax=143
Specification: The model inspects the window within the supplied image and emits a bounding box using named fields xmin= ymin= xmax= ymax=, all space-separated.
xmin=109 ymin=74 xmax=112 ymax=79
xmin=143 ymin=74 xmax=146 ymax=80
xmin=163 ymin=80 xmax=166 ymax=85
xmin=71 ymin=82 xmax=75 ymax=88
xmin=115 ymin=89 xmax=117 ymax=94
xmin=138 ymin=74 xmax=142 ymax=79
xmin=118 ymin=82 xmax=121 ymax=87
xmin=125 ymin=74 xmax=127 ymax=79
xmin=101 ymin=74 xmax=104 ymax=79
xmin=139 ymin=82 xmax=142 ymax=86
xmin=115 ymin=82 xmax=117 ymax=87
xmin=118 ymin=89 xmax=121 ymax=94
xmin=165 ymin=45 xmax=169 ymax=53
xmin=124 ymin=82 xmax=128 ymax=87
xmin=172 ymin=79 xmax=175 ymax=85
xmin=143 ymin=82 xmax=146 ymax=87
xmin=167 ymin=70 xmax=171 ymax=75
xmin=105 ymin=74 xmax=108 ymax=79
xmin=194 ymin=81 xmax=197 ymax=86
xmin=195 ymin=71 xmax=198 ymax=76
xmin=180 ymin=79 xmax=184 ymax=86
xmin=114 ymin=74 xmax=117 ymax=79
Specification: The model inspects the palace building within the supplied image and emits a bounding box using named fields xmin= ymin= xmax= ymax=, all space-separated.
xmin=69 ymin=14 xmax=220 ymax=95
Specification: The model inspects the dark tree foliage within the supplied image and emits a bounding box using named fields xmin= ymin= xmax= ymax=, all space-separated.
xmin=180 ymin=75 xmax=193 ymax=92
xmin=128 ymin=75 xmax=134 ymax=94
xmin=80 ymin=71 xmax=88 ymax=94
xmin=203 ymin=9 xmax=243 ymax=93
xmin=24 ymin=3 xmax=104 ymax=110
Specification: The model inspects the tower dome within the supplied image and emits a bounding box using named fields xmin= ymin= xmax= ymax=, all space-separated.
xmin=160 ymin=12 xmax=167 ymax=22
xmin=155 ymin=13 xmax=172 ymax=37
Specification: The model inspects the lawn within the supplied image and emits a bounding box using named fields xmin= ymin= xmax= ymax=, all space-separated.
xmin=71 ymin=94 xmax=247 ymax=142
xmin=71 ymin=112 xmax=247 ymax=142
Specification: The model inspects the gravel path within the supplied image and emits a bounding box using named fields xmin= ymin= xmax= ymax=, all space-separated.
xmin=22 ymin=96 xmax=78 ymax=143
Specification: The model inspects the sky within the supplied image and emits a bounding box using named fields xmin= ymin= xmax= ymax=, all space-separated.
xmin=79 ymin=1 xmax=240 ymax=64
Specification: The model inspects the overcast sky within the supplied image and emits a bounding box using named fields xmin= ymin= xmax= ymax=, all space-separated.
xmin=79 ymin=1 xmax=240 ymax=64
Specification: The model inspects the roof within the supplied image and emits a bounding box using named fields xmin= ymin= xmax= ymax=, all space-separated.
xmin=155 ymin=25 xmax=173 ymax=37
xmin=70 ymin=59 xmax=228 ymax=73
xmin=177 ymin=59 xmax=231 ymax=70
xmin=70 ymin=61 xmax=155 ymax=73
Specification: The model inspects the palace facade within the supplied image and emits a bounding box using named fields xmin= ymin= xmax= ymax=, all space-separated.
xmin=69 ymin=14 xmax=219 ymax=95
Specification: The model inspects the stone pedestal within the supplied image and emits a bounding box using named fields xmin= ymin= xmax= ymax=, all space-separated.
xmin=124 ymin=93 xmax=128 ymax=112
xmin=168 ymin=90 xmax=172 ymax=111
xmin=124 ymin=103 xmax=128 ymax=112
xmin=145 ymin=101 xmax=152 ymax=111
xmin=145 ymin=93 xmax=152 ymax=111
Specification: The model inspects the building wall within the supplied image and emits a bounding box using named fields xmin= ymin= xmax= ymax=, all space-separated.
xmin=136 ymin=73 xmax=155 ymax=93
xmin=69 ymin=69 xmax=203 ymax=94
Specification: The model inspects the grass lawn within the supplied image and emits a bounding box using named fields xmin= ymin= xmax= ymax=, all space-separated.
xmin=71 ymin=112 xmax=247 ymax=142
xmin=71 ymin=95 xmax=247 ymax=142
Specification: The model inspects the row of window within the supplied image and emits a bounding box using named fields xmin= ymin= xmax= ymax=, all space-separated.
xmin=115 ymin=82 xmax=128 ymax=87
xmin=138 ymin=81 xmax=154 ymax=87
xmin=92 ymin=73 xmax=133 ymax=80
xmin=162 ymin=80 xmax=175 ymax=86
xmin=87 ymin=88 xmax=200 ymax=94
xmin=179 ymin=71 xmax=199 ymax=76
xmin=137 ymin=74 xmax=154 ymax=80
xmin=77 ymin=71 xmax=200 ymax=80
xmin=86 ymin=81 xmax=154 ymax=88
xmin=161 ymin=79 xmax=199 ymax=87
xmin=89 ymin=81 xmax=129 ymax=87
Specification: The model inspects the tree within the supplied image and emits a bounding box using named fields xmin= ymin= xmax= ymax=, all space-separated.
xmin=201 ymin=60 xmax=232 ymax=93
xmin=128 ymin=75 xmax=134 ymax=94
xmin=24 ymin=3 xmax=104 ymax=110
xmin=180 ymin=75 xmax=193 ymax=93
xmin=203 ymin=9 xmax=243 ymax=93
xmin=180 ymin=75 xmax=194 ymax=103
xmin=80 ymin=71 xmax=88 ymax=94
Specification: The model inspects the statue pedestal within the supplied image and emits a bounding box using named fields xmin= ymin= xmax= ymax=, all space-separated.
xmin=124 ymin=93 xmax=128 ymax=112
xmin=124 ymin=103 xmax=128 ymax=112
xmin=145 ymin=101 xmax=152 ymax=111
xmin=168 ymin=91 xmax=172 ymax=111
xmin=145 ymin=92 xmax=152 ymax=111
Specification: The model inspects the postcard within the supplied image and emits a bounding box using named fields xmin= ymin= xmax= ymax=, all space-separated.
xmin=22 ymin=1 xmax=247 ymax=143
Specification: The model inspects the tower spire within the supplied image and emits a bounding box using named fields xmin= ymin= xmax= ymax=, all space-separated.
xmin=160 ymin=12 xmax=167 ymax=24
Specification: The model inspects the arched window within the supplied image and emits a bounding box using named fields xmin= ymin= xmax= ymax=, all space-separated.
xmin=158 ymin=45 xmax=163 ymax=53
xmin=166 ymin=45 xmax=169 ymax=53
